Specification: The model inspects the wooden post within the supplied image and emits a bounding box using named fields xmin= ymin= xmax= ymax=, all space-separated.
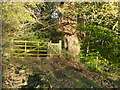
xmin=49 ymin=41 xmax=51 ymax=57
xmin=25 ymin=41 xmax=27 ymax=57
xmin=10 ymin=39 xmax=14 ymax=59
xmin=37 ymin=42 xmax=39 ymax=58
xmin=59 ymin=40 xmax=62 ymax=57
xmin=96 ymin=52 xmax=99 ymax=68
xmin=86 ymin=42 xmax=89 ymax=56
xmin=47 ymin=42 xmax=49 ymax=57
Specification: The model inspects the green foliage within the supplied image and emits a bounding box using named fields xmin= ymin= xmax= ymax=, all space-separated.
xmin=2 ymin=2 xmax=64 ymax=59
xmin=22 ymin=2 xmax=62 ymax=42
xmin=76 ymin=2 xmax=119 ymax=64
xmin=77 ymin=24 xmax=119 ymax=63
xmin=77 ymin=23 xmax=120 ymax=79
xmin=62 ymin=49 xmax=74 ymax=61
xmin=77 ymin=2 xmax=119 ymax=30
xmin=76 ymin=2 xmax=120 ymax=81
xmin=2 ymin=2 xmax=35 ymax=37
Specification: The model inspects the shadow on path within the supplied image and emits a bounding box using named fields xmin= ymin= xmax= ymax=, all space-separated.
xmin=19 ymin=56 xmax=102 ymax=89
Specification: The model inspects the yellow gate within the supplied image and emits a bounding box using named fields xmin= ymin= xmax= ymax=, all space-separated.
xmin=11 ymin=40 xmax=62 ymax=58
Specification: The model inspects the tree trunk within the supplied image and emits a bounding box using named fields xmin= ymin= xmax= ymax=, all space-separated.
xmin=59 ymin=2 xmax=80 ymax=57
xmin=64 ymin=32 xmax=80 ymax=57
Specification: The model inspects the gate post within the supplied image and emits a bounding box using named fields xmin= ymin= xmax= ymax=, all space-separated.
xmin=49 ymin=41 xmax=52 ymax=57
xmin=25 ymin=41 xmax=27 ymax=57
xmin=37 ymin=42 xmax=39 ymax=58
xmin=47 ymin=41 xmax=51 ymax=57
xmin=10 ymin=39 xmax=14 ymax=59
xmin=59 ymin=40 xmax=62 ymax=57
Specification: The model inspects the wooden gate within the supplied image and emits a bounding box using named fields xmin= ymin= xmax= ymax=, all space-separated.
xmin=11 ymin=40 xmax=62 ymax=58
xmin=48 ymin=41 xmax=62 ymax=57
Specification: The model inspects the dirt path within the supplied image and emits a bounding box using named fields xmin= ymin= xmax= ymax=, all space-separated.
xmin=3 ymin=56 xmax=118 ymax=88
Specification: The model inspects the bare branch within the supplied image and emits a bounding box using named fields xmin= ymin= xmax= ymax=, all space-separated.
xmin=112 ymin=21 xmax=118 ymax=31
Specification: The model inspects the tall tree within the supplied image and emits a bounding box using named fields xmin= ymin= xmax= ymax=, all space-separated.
xmin=58 ymin=2 xmax=80 ymax=57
